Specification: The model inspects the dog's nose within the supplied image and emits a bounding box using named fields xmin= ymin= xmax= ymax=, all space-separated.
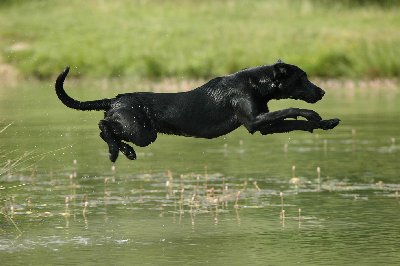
xmin=320 ymin=89 xmax=325 ymax=98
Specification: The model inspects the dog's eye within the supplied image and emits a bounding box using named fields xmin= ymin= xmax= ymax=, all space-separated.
xmin=298 ymin=74 xmax=307 ymax=82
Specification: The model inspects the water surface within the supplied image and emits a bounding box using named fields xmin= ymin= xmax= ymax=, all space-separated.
xmin=1 ymin=82 xmax=399 ymax=265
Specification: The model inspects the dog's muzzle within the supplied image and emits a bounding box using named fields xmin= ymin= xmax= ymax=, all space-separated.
xmin=319 ymin=89 xmax=325 ymax=98
xmin=307 ymin=86 xmax=325 ymax=103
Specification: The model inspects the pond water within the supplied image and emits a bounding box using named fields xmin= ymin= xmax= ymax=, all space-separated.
xmin=1 ymin=81 xmax=399 ymax=265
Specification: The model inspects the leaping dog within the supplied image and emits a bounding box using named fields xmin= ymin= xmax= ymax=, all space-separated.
xmin=55 ymin=61 xmax=340 ymax=162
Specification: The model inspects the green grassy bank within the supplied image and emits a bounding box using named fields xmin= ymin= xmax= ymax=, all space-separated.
xmin=0 ymin=0 xmax=399 ymax=79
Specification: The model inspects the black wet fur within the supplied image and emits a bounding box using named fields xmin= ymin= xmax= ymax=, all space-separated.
xmin=55 ymin=61 xmax=340 ymax=162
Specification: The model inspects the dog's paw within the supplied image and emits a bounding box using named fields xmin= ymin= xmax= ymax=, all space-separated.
xmin=319 ymin=118 xmax=340 ymax=130
xmin=109 ymin=150 xmax=119 ymax=163
xmin=299 ymin=109 xmax=322 ymax=122
xmin=120 ymin=142 xmax=137 ymax=160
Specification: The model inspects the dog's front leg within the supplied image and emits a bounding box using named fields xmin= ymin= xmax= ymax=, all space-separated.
xmin=259 ymin=119 xmax=340 ymax=135
xmin=259 ymin=120 xmax=320 ymax=135
xmin=259 ymin=108 xmax=322 ymax=121
xmin=244 ymin=108 xmax=322 ymax=133
xmin=236 ymin=100 xmax=322 ymax=134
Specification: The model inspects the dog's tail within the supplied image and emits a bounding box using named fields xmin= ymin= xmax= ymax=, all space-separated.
xmin=55 ymin=67 xmax=112 ymax=111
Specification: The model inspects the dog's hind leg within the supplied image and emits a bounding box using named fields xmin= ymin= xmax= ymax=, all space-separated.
xmin=108 ymin=108 xmax=157 ymax=148
xmin=99 ymin=120 xmax=138 ymax=161
xmin=99 ymin=120 xmax=121 ymax=162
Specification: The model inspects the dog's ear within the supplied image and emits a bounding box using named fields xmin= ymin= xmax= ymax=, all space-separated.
xmin=273 ymin=62 xmax=287 ymax=80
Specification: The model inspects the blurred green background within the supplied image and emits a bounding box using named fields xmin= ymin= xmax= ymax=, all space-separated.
xmin=0 ymin=0 xmax=399 ymax=80
xmin=1 ymin=2 xmax=400 ymax=265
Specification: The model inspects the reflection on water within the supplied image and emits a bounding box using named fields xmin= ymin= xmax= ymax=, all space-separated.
xmin=1 ymin=83 xmax=400 ymax=265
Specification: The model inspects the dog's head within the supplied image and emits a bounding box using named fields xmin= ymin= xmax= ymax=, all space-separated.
xmin=250 ymin=60 xmax=325 ymax=103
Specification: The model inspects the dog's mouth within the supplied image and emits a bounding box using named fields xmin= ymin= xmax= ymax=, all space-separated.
xmin=306 ymin=98 xmax=321 ymax=103
xmin=288 ymin=95 xmax=319 ymax=102
xmin=306 ymin=97 xmax=321 ymax=104
xmin=290 ymin=93 xmax=324 ymax=103
xmin=289 ymin=95 xmax=300 ymax=100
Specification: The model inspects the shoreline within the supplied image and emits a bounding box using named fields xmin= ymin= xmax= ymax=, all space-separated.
xmin=2 ymin=75 xmax=398 ymax=93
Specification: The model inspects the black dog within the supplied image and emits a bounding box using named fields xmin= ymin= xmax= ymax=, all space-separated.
xmin=55 ymin=61 xmax=340 ymax=162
